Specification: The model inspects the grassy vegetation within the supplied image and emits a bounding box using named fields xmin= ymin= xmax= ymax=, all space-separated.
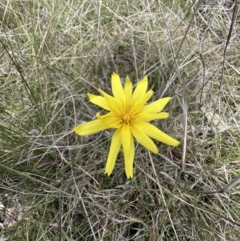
xmin=0 ymin=0 xmax=240 ymax=240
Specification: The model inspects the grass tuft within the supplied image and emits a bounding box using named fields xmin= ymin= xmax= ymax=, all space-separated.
xmin=1 ymin=0 xmax=240 ymax=240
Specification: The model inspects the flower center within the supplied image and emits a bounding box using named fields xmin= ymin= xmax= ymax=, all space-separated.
xmin=122 ymin=113 xmax=131 ymax=124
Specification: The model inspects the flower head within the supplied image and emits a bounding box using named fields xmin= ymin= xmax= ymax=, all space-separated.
xmin=73 ymin=73 xmax=179 ymax=178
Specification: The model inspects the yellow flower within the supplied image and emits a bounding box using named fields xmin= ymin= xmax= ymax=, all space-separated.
xmin=74 ymin=73 xmax=179 ymax=178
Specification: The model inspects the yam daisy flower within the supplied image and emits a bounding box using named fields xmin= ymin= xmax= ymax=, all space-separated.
xmin=74 ymin=73 xmax=179 ymax=178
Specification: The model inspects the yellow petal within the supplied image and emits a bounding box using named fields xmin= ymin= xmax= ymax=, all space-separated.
xmin=132 ymin=76 xmax=148 ymax=103
xmin=97 ymin=112 xmax=122 ymax=128
xmin=131 ymin=124 xmax=158 ymax=153
xmin=122 ymin=123 xmax=131 ymax=152
xmin=140 ymin=122 xmax=179 ymax=146
xmin=88 ymin=93 xmax=111 ymax=110
xmin=111 ymin=73 xmax=124 ymax=100
xmin=127 ymin=135 xmax=135 ymax=179
xmin=130 ymin=90 xmax=153 ymax=116
xmin=124 ymin=76 xmax=133 ymax=104
xmin=134 ymin=112 xmax=169 ymax=122
xmin=122 ymin=124 xmax=134 ymax=178
xmin=73 ymin=119 xmax=107 ymax=135
xmin=142 ymin=97 xmax=171 ymax=113
xmin=105 ymin=128 xmax=122 ymax=176
xmin=98 ymin=89 xmax=122 ymax=114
